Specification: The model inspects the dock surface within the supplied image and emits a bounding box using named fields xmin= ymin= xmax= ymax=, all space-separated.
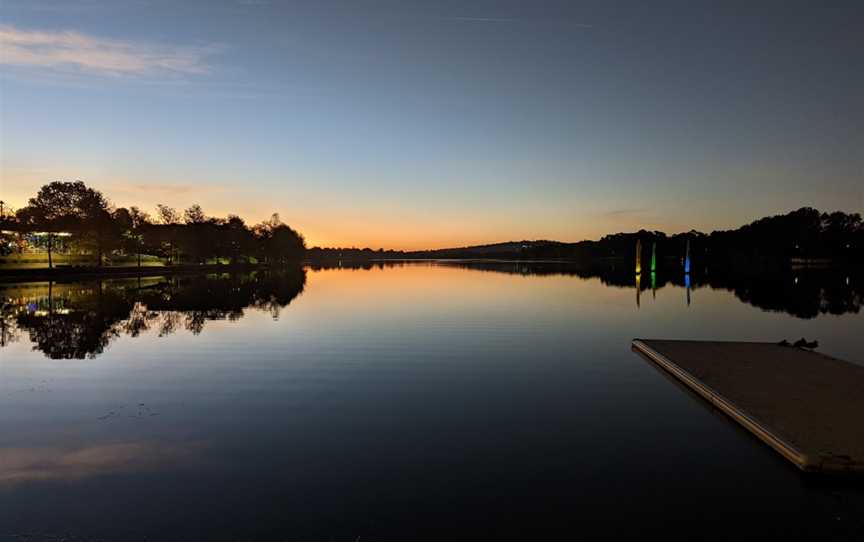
xmin=632 ymin=339 xmax=864 ymax=474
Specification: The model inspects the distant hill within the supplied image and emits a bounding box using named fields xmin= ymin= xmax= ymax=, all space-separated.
xmin=405 ymin=240 xmax=572 ymax=259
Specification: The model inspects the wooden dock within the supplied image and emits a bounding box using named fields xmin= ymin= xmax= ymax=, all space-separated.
xmin=632 ymin=339 xmax=864 ymax=474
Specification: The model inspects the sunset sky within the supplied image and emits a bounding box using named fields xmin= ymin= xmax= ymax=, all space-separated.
xmin=1 ymin=0 xmax=862 ymax=249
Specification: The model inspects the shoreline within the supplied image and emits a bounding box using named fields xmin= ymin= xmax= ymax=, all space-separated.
xmin=0 ymin=263 xmax=272 ymax=283
xmin=1 ymin=257 xmax=860 ymax=284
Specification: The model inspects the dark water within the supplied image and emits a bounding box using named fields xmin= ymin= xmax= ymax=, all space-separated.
xmin=1 ymin=262 xmax=862 ymax=540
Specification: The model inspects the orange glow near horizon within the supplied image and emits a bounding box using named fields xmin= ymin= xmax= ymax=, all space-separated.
xmin=3 ymin=173 xmax=852 ymax=251
xmin=1 ymin=177 xmax=599 ymax=250
xmin=3 ymin=6 xmax=864 ymax=255
xmin=0 ymin=189 xmax=542 ymax=250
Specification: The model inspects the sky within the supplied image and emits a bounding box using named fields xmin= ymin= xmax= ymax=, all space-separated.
xmin=1 ymin=0 xmax=862 ymax=249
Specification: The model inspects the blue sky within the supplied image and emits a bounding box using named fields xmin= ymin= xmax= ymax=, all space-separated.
xmin=1 ymin=0 xmax=862 ymax=248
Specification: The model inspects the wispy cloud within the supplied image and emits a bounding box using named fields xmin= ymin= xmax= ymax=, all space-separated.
xmin=0 ymin=24 xmax=221 ymax=76
xmin=441 ymin=16 xmax=592 ymax=27
xmin=105 ymin=182 xmax=228 ymax=208
xmin=601 ymin=207 xmax=652 ymax=218
xmin=448 ymin=16 xmax=520 ymax=23
xmin=126 ymin=183 xmax=200 ymax=195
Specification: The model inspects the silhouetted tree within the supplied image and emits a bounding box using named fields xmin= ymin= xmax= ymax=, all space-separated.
xmin=224 ymin=215 xmax=252 ymax=264
xmin=184 ymin=204 xmax=207 ymax=225
xmin=253 ymin=213 xmax=306 ymax=265
xmin=181 ymin=204 xmax=216 ymax=264
xmin=8 ymin=182 xmax=310 ymax=270
xmin=114 ymin=206 xmax=152 ymax=268
xmin=16 ymin=181 xmax=112 ymax=268
xmin=822 ymin=211 xmax=862 ymax=258
xmin=156 ymin=204 xmax=181 ymax=264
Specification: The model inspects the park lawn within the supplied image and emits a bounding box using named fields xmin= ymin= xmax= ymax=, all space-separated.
xmin=0 ymin=253 xmax=167 ymax=269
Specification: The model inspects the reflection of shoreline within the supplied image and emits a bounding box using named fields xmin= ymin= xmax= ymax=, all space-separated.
xmin=0 ymin=262 xmax=271 ymax=284
xmin=2 ymin=262 xmax=861 ymax=359
xmin=0 ymin=268 xmax=306 ymax=359
xmin=378 ymin=260 xmax=862 ymax=319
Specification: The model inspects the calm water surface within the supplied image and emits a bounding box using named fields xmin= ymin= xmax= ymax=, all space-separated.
xmin=1 ymin=262 xmax=862 ymax=540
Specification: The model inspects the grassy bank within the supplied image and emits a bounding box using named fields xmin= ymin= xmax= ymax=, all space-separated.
xmin=0 ymin=253 xmax=165 ymax=269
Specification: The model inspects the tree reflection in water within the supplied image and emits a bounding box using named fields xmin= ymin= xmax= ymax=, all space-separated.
xmin=1 ymin=268 xmax=306 ymax=359
xmin=426 ymin=260 xmax=862 ymax=319
xmin=2 ymin=262 xmax=861 ymax=359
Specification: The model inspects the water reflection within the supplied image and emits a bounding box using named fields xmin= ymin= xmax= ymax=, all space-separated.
xmin=685 ymin=272 xmax=692 ymax=307
xmin=1 ymin=261 xmax=861 ymax=360
xmin=423 ymin=260 xmax=862 ymax=318
xmin=1 ymin=261 xmax=862 ymax=540
xmin=1 ymin=268 xmax=305 ymax=359
xmin=0 ymin=441 xmax=200 ymax=486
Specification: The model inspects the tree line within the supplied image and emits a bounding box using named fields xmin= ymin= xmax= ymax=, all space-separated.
xmin=0 ymin=181 xmax=306 ymax=268
xmin=583 ymin=207 xmax=863 ymax=271
xmin=305 ymin=207 xmax=863 ymax=270
xmin=3 ymin=183 xmax=860 ymax=271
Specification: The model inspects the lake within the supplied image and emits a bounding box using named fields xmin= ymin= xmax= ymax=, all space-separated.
xmin=1 ymin=262 xmax=862 ymax=540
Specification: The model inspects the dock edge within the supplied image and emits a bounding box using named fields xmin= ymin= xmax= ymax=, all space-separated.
xmin=631 ymin=339 xmax=817 ymax=472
